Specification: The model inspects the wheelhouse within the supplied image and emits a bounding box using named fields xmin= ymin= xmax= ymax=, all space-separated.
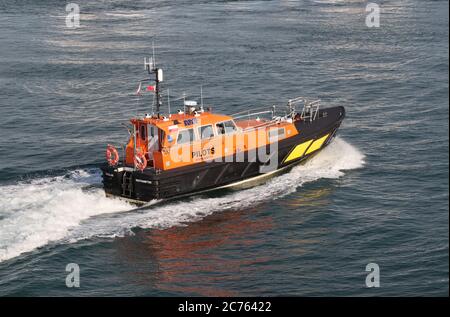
xmin=123 ymin=107 xmax=297 ymax=172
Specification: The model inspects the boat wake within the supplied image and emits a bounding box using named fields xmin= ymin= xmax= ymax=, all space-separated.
xmin=0 ymin=137 xmax=364 ymax=263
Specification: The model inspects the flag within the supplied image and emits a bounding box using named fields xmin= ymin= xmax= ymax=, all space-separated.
xmin=136 ymin=83 xmax=155 ymax=95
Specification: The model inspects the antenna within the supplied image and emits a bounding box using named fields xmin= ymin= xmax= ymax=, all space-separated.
xmin=200 ymin=85 xmax=203 ymax=108
xmin=144 ymin=57 xmax=153 ymax=73
xmin=152 ymin=41 xmax=156 ymax=69
xmin=167 ymin=88 xmax=171 ymax=116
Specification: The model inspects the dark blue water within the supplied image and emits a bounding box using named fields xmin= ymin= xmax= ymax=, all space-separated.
xmin=0 ymin=0 xmax=448 ymax=296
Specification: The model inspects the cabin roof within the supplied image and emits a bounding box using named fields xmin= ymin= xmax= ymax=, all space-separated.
xmin=131 ymin=112 xmax=233 ymax=131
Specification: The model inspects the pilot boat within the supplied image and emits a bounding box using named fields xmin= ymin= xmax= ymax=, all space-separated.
xmin=101 ymin=57 xmax=345 ymax=204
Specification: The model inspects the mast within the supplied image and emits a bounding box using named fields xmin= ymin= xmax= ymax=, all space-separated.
xmin=144 ymin=44 xmax=163 ymax=116
xmin=155 ymin=68 xmax=161 ymax=114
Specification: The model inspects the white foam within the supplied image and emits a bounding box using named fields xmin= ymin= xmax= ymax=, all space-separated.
xmin=66 ymin=137 xmax=365 ymax=243
xmin=0 ymin=170 xmax=133 ymax=262
xmin=0 ymin=137 xmax=364 ymax=263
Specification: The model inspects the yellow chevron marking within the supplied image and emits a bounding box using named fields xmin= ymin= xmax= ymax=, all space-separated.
xmin=284 ymin=140 xmax=313 ymax=163
xmin=305 ymin=134 xmax=330 ymax=155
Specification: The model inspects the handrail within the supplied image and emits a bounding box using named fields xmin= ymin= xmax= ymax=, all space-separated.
xmin=231 ymin=105 xmax=275 ymax=117
xmin=287 ymin=96 xmax=307 ymax=106
xmin=231 ymin=96 xmax=322 ymax=127
xmin=233 ymin=110 xmax=273 ymax=120
xmin=299 ymin=100 xmax=320 ymax=122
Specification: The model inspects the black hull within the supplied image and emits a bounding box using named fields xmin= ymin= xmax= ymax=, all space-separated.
xmin=101 ymin=106 xmax=345 ymax=204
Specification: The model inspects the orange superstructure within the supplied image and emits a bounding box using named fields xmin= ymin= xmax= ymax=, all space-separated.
xmin=125 ymin=110 xmax=299 ymax=171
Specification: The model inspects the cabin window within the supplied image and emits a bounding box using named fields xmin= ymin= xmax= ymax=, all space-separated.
xmin=177 ymin=128 xmax=194 ymax=144
xmin=216 ymin=120 xmax=237 ymax=135
xmin=140 ymin=125 xmax=146 ymax=141
xmin=268 ymin=127 xmax=285 ymax=141
xmin=147 ymin=124 xmax=160 ymax=155
xmin=199 ymin=125 xmax=215 ymax=140
xmin=159 ymin=129 xmax=166 ymax=148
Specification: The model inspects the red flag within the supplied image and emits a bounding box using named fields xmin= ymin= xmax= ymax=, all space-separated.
xmin=146 ymin=85 xmax=155 ymax=92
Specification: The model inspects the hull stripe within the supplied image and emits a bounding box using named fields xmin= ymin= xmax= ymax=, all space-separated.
xmin=284 ymin=140 xmax=313 ymax=163
xmin=305 ymin=134 xmax=330 ymax=155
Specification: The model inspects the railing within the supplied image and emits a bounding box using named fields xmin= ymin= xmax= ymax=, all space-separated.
xmin=287 ymin=97 xmax=321 ymax=122
xmin=231 ymin=96 xmax=321 ymax=130
xmin=231 ymin=105 xmax=294 ymax=130
xmin=231 ymin=105 xmax=276 ymax=121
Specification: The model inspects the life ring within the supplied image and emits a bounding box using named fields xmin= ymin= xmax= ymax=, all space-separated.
xmin=106 ymin=144 xmax=119 ymax=166
xmin=134 ymin=152 xmax=147 ymax=171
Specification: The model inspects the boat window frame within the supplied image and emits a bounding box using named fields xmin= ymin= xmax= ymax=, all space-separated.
xmin=159 ymin=129 xmax=166 ymax=149
xmin=175 ymin=127 xmax=196 ymax=145
xmin=147 ymin=123 xmax=160 ymax=154
xmin=140 ymin=124 xmax=147 ymax=141
xmin=198 ymin=124 xmax=215 ymax=140
xmin=215 ymin=119 xmax=239 ymax=136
